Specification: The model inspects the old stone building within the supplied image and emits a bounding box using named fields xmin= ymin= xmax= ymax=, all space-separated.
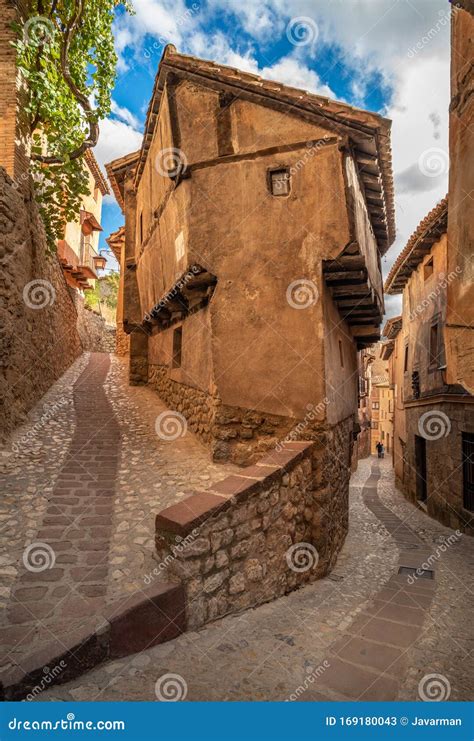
xmin=384 ymin=4 xmax=473 ymax=535
xmin=368 ymin=342 xmax=394 ymax=457
xmin=381 ymin=316 xmax=404 ymax=478
xmin=106 ymin=225 xmax=129 ymax=356
xmin=385 ymin=197 xmax=473 ymax=533
xmin=106 ymin=44 xmax=395 ymax=474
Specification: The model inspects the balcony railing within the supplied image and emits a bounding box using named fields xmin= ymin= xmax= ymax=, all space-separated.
xmin=79 ymin=236 xmax=99 ymax=279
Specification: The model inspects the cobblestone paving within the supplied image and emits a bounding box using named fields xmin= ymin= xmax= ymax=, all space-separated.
xmin=37 ymin=456 xmax=474 ymax=702
xmin=0 ymin=353 xmax=236 ymax=678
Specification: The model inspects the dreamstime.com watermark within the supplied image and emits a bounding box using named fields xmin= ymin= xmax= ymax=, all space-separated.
xmin=23 ymin=542 xmax=56 ymax=572
xmin=409 ymin=266 xmax=461 ymax=321
xmin=155 ymin=673 xmax=188 ymax=701
xmin=286 ymin=542 xmax=319 ymax=573
xmin=407 ymin=5 xmax=460 ymax=58
xmin=144 ymin=4 xmax=201 ymax=59
xmin=145 ymin=265 xmax=201 ymax=320
xmin=8 ymin=714 xmax=125 ymax=731
xmin=418 ymin=410 xmax=451 ymax=441
xmin=286 ymin=279 xmax=319 ymax=309
xmin=418 ymin=673 xmax=451 ymax=701
xmin=23 ymin=279 xmax=56 ymax=309
xmin=276 ymin=398 xmax=329 ymax=452
xmin=24 ymin=662 xmax=67 ymax=701
xmin=406 ymin=530 xmax=462 ymax=585
xmin=154 ymin=410 xmax=187 ymax=441
xmin=286 ymin=16 xmax=319 ymax=47
xmin=144 ymin=528 xmax=200 ymax=584
xmin=154 ymin=146 xmax=188 ymax=179
xmin=12 ymin=397 xmax=70 ymax=453
xmin=286 ymin=660 xmax=330 ymax=700
xmin=290 ymin=137 xmax=331 ymax=176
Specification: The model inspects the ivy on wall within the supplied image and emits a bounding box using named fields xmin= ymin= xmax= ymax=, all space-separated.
xmin=13 ymin=0 xmax=133 ymax=247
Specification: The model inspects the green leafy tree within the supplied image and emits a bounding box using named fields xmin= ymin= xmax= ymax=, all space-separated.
xmin=14 ymin=0 xmax=133 ymax=247
xmin=84 ymin=270 xmax=119 ymax=312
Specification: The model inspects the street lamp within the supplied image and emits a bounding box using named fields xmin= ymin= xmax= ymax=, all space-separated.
xmin=93 ymin=250 xmax=107 ymax=271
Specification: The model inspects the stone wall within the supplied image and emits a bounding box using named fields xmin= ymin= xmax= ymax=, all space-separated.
xmin=0 ymin=167 xmax=82 ymax=441
xmin=75 ymin=297 xmax=116 ymax=353
xmin=402 ymin=400 xmax=473 ymax=535
xmin=148 ymin=363 xmax=216 ymax=444
xmin=115 ymin=323 xmax=130 ymax=356
xmin=149 ymin=362 xmax=298 ymax=464
xmin=154 ymin=436 xmax=350 ymax=630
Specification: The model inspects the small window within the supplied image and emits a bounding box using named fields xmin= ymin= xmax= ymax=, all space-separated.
xmin=172 ymin=327 xmax=183 ymax=368
xmin=429 ymin=323 xmax=439 ymax=366
xmin=404 ymin=345 xmax=409 ymax=372
xmin=372 ymin=422 xmax=378 ymax=430
xmin=424 ymin=258 xmax=434 ymax=280
xmin=338 ymin=340 xmax=344 ymax=368
xmin=269 ymin=168 xmax=290 ymax=196
xmin=372 ymin=401 xmax=379 ymax=410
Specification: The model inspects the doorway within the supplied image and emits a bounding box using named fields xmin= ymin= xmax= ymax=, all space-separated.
xmin=415 ymin=434 xmax=427 ymax=502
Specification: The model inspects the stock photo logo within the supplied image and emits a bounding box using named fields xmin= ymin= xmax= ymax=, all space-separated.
xmin=155 ymin=410 xmax=187 ymax=441
xmin=155 ymin=147 xmax=188 ymax=179
xmin=286 ymin=542 xmax=319 ymax=573
xmin=418 ymin=673 xmax=451 ymax=701
xmin=23 ymin=15 xmax=54 ymax=47
xmin=286 ymin=16 xmax=319 ymax=47
xmin=418 ymin=410 xmax=451 ymax=440
xmin=155 ymin=673 xmax=188 ymax=702
xmin=286 ymin=279 xmax=319 ymax=309
xmin=23 ymin=542 xmax=56 ymax=572
xmin=418 ymin=148 xmax=449 ymax=179
xmin=22 ymin=279 xmax=56 ymax=309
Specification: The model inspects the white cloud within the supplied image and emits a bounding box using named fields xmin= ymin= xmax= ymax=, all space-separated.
xmin=111 ymin=100 xmax=141 ymax=129
xmin=260 ymin=56 xmax=334 ymax=97
xmin=94 ymin=118 xmax=144 ymax=170
xmin=109 ymin=0 xmax=453 ymax=322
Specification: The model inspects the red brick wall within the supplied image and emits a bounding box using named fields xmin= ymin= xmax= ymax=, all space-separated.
xmin=0 ymin=0 xmax=29 ymax=182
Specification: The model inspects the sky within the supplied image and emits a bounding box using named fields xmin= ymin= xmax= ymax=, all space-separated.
xmin=95 ymin=0 xmax=452 ymax=319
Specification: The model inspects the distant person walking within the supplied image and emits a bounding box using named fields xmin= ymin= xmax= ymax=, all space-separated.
xmin=376 ymin=441 xmax=383 ymax=458
xmin=380 ymin=443 xmax=385 ymax=459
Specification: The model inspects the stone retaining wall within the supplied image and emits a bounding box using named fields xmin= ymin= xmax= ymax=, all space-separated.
xmin=148 ymin=363 xmax=216 ymax=444
xmin=155 ymin=438 xmax=350 ymax=629
xmin=115 ymin=322 xmax=130 ymax=356
xmin=0 ymin=167 xmax=82 ymax=441
xmin=75 ymin=298 xmax=116 ymax=353
xmin=148 ymin=363 xmax=296 ymax=464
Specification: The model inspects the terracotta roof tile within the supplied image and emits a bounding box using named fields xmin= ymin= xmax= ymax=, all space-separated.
xmin=384 ymin=196 xmax=448 ymax=294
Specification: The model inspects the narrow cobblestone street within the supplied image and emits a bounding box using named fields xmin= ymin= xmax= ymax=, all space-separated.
xmin=2 ymin=353 xmax=471 ymax=702
xmin=0 ymin=353 xmax=237 ymax=676
xmin=1 ymin=353 xmax=472 ymax=701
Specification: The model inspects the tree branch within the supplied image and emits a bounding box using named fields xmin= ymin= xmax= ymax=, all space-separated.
xmin=31 ymin=0 xmax=99 ymax=164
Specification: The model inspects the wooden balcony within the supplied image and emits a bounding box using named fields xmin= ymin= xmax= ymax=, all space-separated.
xmin=57 ymin=240 xmax=96 ymax=290
xmin=323 ymin=244 xmax=383 ymax=349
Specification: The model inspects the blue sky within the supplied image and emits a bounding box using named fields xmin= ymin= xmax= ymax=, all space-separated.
xmin=96 ymin=0 xmax=452 ymax=317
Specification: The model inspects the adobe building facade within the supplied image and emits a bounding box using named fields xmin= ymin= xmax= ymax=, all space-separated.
xmin=385 ymin=200 xmax=473 ymax=533
xmin=384 ymin=4 xmax=473 ymax=535
xmin=107 ymin=46 xmax=395 ymax=477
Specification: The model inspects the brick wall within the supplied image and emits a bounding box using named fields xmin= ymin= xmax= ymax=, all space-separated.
xmin=154 ymin=435 xmax=350 ymax=629
xmin=0 ymin=0 xmax=29 ymax=183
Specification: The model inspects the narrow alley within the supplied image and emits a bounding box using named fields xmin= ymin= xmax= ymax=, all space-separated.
xmin=1 ymin=353 xmax=472 ymax=702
